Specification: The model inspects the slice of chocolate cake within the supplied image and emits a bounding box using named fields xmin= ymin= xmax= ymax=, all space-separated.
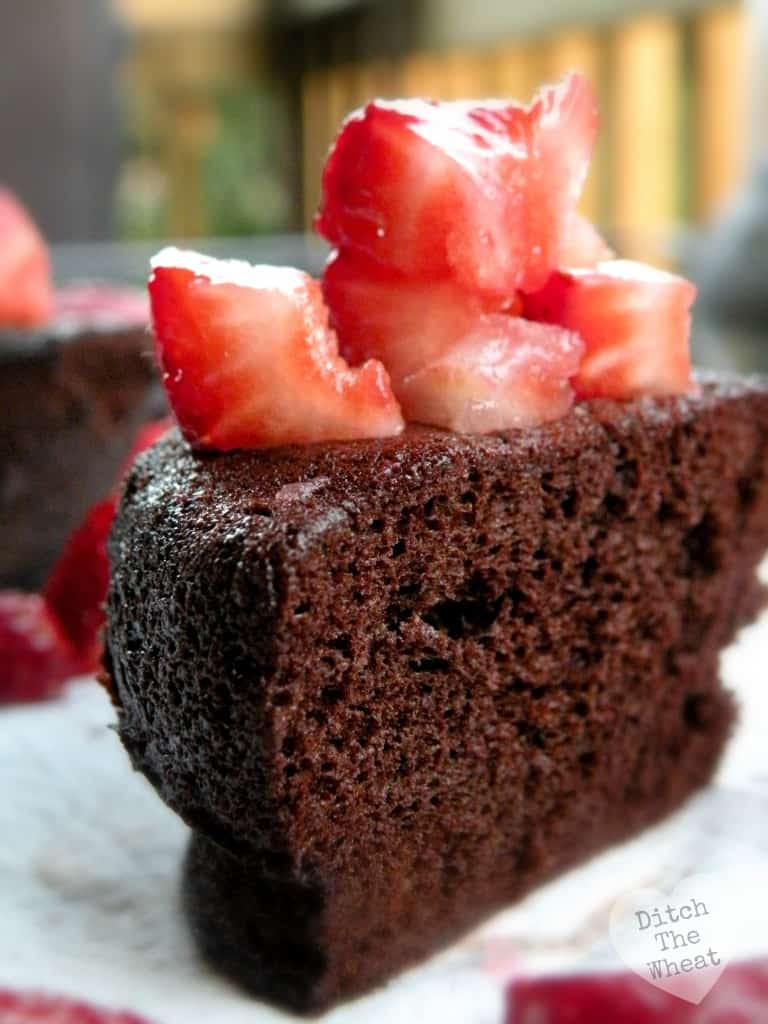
xmin=104 ymin=374 xmax=768 ymax=1013
xmin=0 ymin=298 xmax=161 ymax=589
xmin=0 ymin=190 xmax=163 ymax=588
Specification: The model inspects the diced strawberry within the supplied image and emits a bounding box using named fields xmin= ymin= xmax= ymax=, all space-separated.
xmin=0 ymin=989 xmax=151 ymax=1024
xmin=324 ymin=250 xmax=582 ymax=432
xmin=40 ymin=417 xmax=169 ymax=674
xmin=0 ymin=188 xmax=53 ymax=329
xmin=524 ymin=260 xmax=696 ymax=400
xmin=316 ymin=74 xmax=598 ymax=296
xmin=506 ymin=959 xmax=768 ymax=1023
xmin=401 ymin=320 xmax=584 ymax=432
xmin=149 ymin=247 xmax=404 ymax=451
xmin=121 ymin=417 xmax=172 ymax=476
xmin=0 ymin=593 xmax=81 ymax=704
xmin=1 ymin=421 xmax=165 ymax=701
xmin=559 ymin=213 xmax=614 ymax=268
xmin=508 ymin=972 xmax=687 ymax=1023
xmin=54 ymin=284 xmax=149 ymax=325
xmin=324 ymin=250 xmax=517 ymax=381
xmin=43 ymin=499 xmax=115 ymax=670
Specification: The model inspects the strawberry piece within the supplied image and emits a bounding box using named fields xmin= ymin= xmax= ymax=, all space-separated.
xmin=507 ymin=959 xmax=768 ymax=1023
xmin=121 ymin=417 xmax=172 ymax=476
xmin=149 ymin=247 xmax=404 ymax=451
xmin=43 ymin=499 xmax=115 ymax=671
xmin=324 ymin=250 xmax=519 ymax=381
xmin=316 ymin=74 xmax=598 ymax=296
xmin=324 ymin=250 xmax=582 ymax=433
xmin=508 ymin=971 xmax=686 ymax=1023
xmin=559 ymin=213 xmax=614 ymax=268
xmin=0 ymin=989 xmax=151 ymax=1023
xmin=524 ymin=260 xmax=696 ymax=400
xmin=54 ymin=284 xmax=149 ymax=325
xmin=401 ymin=321 xmax=584 ymax=433
xmin=41 ymin=418 xmax=169 ymax=673
xmin=0 ymin=593 xmax=81 ymax=704
xmin=0 ymin=188 xmax=53 ymax=329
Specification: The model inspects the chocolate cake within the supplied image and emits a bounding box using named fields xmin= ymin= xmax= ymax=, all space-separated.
xmin=1 ymin=308 xmax=160 ymax=589
xmin=104 ymin=374 xmax=768 ymax=1013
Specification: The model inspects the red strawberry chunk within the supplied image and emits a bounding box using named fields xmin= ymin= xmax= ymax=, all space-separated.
xmin=524 ymin=260 xmax=696 ymax=400
xmin=507 ymin=959 xmax=768 ymax=1023
xmin=40 ymin=417 xmax=169 ymax=674
xmin=401 ymin=320 xmax=583 ymax=433
xmin=149 ymin=248 xmax=404 ymax=451
xmin=54 ymin=284 xmax=149 ymax=325
xmin=43 ymin=499 xmax=115 ymax=670
xmin=0 ymin=989 xmax=151 ymax=1024
xmin=324 ymin=250 xmax=582 ymax=433
xmin=0 ymin=593 xmax=81 ymax=704
xmin=324 ymin=250 xmax=519 ymax=381
xmin=0 ymin=188 xmax=53 ymax=329
xmin=316 ymin=74 xmax=598 ymax=296
xmin=3 ymin=418 xmax=168 ymax=701
xmin=558 ymin=213 xmax=614 ymax=268
xmin=121 ymin=417 xmax=172 ymax=476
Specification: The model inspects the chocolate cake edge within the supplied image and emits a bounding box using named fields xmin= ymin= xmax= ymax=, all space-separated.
xmin=104 ymin=373 xmax=768 ymax=1012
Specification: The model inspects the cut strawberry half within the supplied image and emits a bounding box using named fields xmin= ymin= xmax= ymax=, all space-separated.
xmin=324 ymin=250 xmax=521 ymax=382
xmin=0 ymin=188 xmax=53 ymax=329
xmin=0 ymin=593 xmax=81 ymax=704
xmin=2 ymin=417 xmax=168 ymax=702
xmin=42 ymin=418 xmax=169 ymax=670
xmin=524 ymin=260 xmax=696 ymax=400
xmin=54 ymin=284 xmax=149 ymax=325
xmin=401 ymin=320 xmax=584 ymax=433
xmin=558 ymin=213 xmax=614 ymax=268
xmin=121 ymin=417 xmax=172 ymax=476
xmin=507 ymin=959 xmax=768 ymax=1023
xmin=324 ymin=250 xmax=582 ymax=432
xmin=0 ymin=989 xmax=151 ymax=1023
xmin=149 ymin=248 xmax=404 ymax=451
xmin=43 ymin=499 xmax=115 ymax=671
xmin=316 ymin=74 xmax=598 ymax=296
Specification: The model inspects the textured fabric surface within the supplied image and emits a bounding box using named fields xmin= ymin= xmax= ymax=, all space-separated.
xmin=1 ymin=607 xmax=768 ymax=1022
xmin=0 ymin=680 xmax=502 ymax=1024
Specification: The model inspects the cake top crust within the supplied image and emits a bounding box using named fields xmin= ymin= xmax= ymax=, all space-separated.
xmin=123 ymin=374 xmax=768 ymax=556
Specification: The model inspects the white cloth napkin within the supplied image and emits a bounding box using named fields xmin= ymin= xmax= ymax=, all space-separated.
xmin=2 ymin=609 xmax=768 ymax=1024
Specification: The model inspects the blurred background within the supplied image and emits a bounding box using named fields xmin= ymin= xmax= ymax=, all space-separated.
xmin=1 ymin=0 xmax=766 ymax=365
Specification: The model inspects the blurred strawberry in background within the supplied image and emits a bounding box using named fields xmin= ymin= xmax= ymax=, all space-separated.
xmin=0 ymin=419 xmax=170 ymax=705
xmin=0 ymin=989 xmax=151 ymax=1024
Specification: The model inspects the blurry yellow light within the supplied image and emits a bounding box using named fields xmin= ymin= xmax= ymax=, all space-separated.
xmin=112 ymin=0 xmax=263 ymax=30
